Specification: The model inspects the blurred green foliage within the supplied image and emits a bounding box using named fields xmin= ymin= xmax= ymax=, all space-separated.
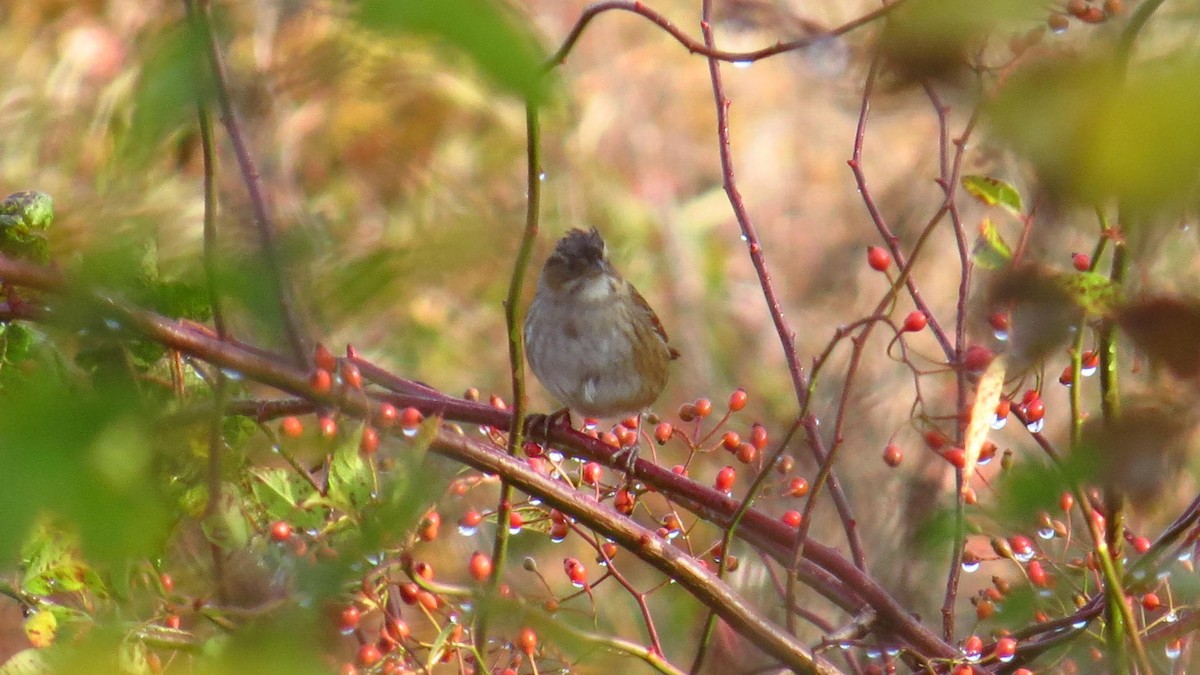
xmin=989 ymin=53 xmax=1200 ymax=211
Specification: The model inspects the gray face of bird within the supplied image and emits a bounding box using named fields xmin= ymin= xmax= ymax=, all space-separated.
xmin=541 ymin=229 xmax=621 ymax=298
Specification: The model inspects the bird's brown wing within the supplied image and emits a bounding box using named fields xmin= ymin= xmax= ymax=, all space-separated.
xmin=630 ymin=283 xmax=681 ymax=360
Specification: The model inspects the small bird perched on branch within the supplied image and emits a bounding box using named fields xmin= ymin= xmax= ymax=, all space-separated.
xmin=524 ymin=228 xmax=678 ymax=437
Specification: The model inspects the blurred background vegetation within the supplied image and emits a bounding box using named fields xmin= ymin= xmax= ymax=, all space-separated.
xmin=4 ymin=0 xmax=1200 ymax=671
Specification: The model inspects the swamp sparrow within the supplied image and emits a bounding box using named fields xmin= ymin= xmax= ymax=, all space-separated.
xmin=524 ymin=228 xmax=679 ymax=421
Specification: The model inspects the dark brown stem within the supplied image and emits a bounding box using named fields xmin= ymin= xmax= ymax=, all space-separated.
xmin=191 ymin=0 xmax=309 ymax=367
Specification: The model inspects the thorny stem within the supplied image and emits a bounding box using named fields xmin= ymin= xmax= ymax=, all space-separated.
xmin=697 ymin=0 xmax=873 ymax=646
xmin=922 ymin=82 xmax=978 ymax=643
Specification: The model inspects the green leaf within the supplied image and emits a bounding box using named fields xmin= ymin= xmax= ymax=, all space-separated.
xmin=20 ymin=522 xmax=106 ymax=597
xmin=202 ymin=485 xmax=252 ymax=550
xmin=327 ymin=431 xmax=373 ymax=515
xmin=962 ymin=176 xmax=1023 ymax=215
xmin=250 ymin=468 xmax=327 ymax=533
xmin=119 ymin=22 xmax=209 ymax=167
xmin=426 ymin=622 xmax=457 ymax=670
xmin=1059 ymin=271 xmax=1121 ymax=317
xmin=0 ymin=378 xmax=174 ymax=565
xmin=0 ymin=191 xmax=53 ymax=263
xmin=971 ymin=217 xmax=1014 ymax=269
xmin=354 ymin=0 xmax=550 ymax=102
xmin=988 ymin=55 xmax=1200 ymax=211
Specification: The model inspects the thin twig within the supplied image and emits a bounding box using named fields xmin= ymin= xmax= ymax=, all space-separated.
xmin=547 ymin=0 xmax=909 ymax=68
xmin=191 ymin=0 xmax=309 ymax=367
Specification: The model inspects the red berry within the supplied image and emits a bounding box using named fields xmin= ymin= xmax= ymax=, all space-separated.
xmin=339 ymin=605 xmax=361 ymax=632
xmin=721 ymin=431 xmax=741 ymax=452
xmin=377 ymin=403 xmax=398 ymax=427
xmin=988 ymin=312 xmax=1010 ymax=332
xmin=357 ymin=643 xmax=382 ymax=667
xmin=400 ymin=407 xmax=422 ymax=430
xmin=1028 ymin=559 xmax=1050 ymax=587
xmin=694 ymin=398 xmax=713 ymax=417
xmin=270 ymin=520 xmax=292 ymax=542
xmin=728 ymin=388 xmax=748 ymax=411
xmin=517 ymin=627 xmax=538 ymax=655
xmin=1072 ymin=252 xmax=1091 ymax=271
xmin=509 ymin=511 xmax=523 ymax=533
xmin=581 ymin=461 xmax=603 ymax=485
xmin=750 ymin=424 xmax=768 ymax=450
xmin=995 ymin=636 xmax=1017 ymax=660
xmin=414 ymin=561 xmax=434 ymax=580
xmin=1082 ymin=350 xmax=1099 ymax=370
xmin=417 ymin=590 xmax=439 ymax=610
xmin=164 ymin=614 xmax=180 ymax=630
xmin=614 ymin=424 xmax=637 ymax=447
xmin=902 ymin=311 xmax=928 ymax=332
xmin=735 ymin=442 xmax=758 ymax=464
xmin=280 ymin=416 xmax=303 ymax=438
xmin=564 ymin=558 xmax=588 ymax=586
xmin=159 ymin=573 xmax=174 ymax=594
xmin=1142 ymin=592 xmax=1161 ymax=611
xmin=397 ymin=583 xmax=420 ymax=605
xmin=781 ymin=510 xmax=803 ymax=528
xmin=1131 ymin=535 xmax=1151 ymax=554
xmin=310 ymin=368 xmax=333 ymax=394
xmin=963 ymin=634 xmax=983 ymax=659
xmin=459 ymin=508 xmax=482 ymax=529
xmin=1025 ymin=397 xmax=1046 ymax=423
xmin=1059 ymin=492 xmax=1075 ymax=511
xmin=340 ymin=362 xmax=363 ymax=390
xmin=318 ymin=416 xmax=337 ymax=438
xmin=943 ymin=447 xmax=966 ymax=468
xmin=866 ymin=245 xmax=892 ymax=272
xmin=654 ymin=422 xmax=674 ymax=444
xmin=1059 ymin=365 xmax=1074 ymax=386
xmin=963 ymin=345 xmax=995 ymax=372
xmin=715 ymin=466 xmax=736 ymax=493
xmin=976 ymin=598 xmax=995 ymax=620
xmin=883 ymin=443 xmax=903 ymax=467
xmin=614 ymin=489 xmax=635 ymax=514
xmin=314 ymin=343 xmax=337 ymax=372
xmin=359 ymin=426 xmax=379 ymax=455
xmin=924 ymin=430 xmax=949 ymax=450
xmin=419 ymin=511 xmax=440 ymax=541
xmin=469 ymin=552 xmax=492 ymax=582
xmin=1048 ymin=13 xmax=1070 ymax=32
xmin=788 ymin=477 xmax=809 ymax=497
xmin=995 ymin=398 xmax=1011 ymax=419
xmin=386 ymin=617 xmax=410 ymax=642
xmin=1009 ymin=535 xmax=1034 ymax=559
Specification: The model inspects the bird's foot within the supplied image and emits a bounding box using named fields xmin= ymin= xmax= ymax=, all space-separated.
xmin=523 ymin=407 xmax=572 ymax=444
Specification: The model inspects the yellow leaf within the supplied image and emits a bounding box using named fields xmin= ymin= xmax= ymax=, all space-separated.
xmin=963 ymin=356 xmax=1006 ymax=495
